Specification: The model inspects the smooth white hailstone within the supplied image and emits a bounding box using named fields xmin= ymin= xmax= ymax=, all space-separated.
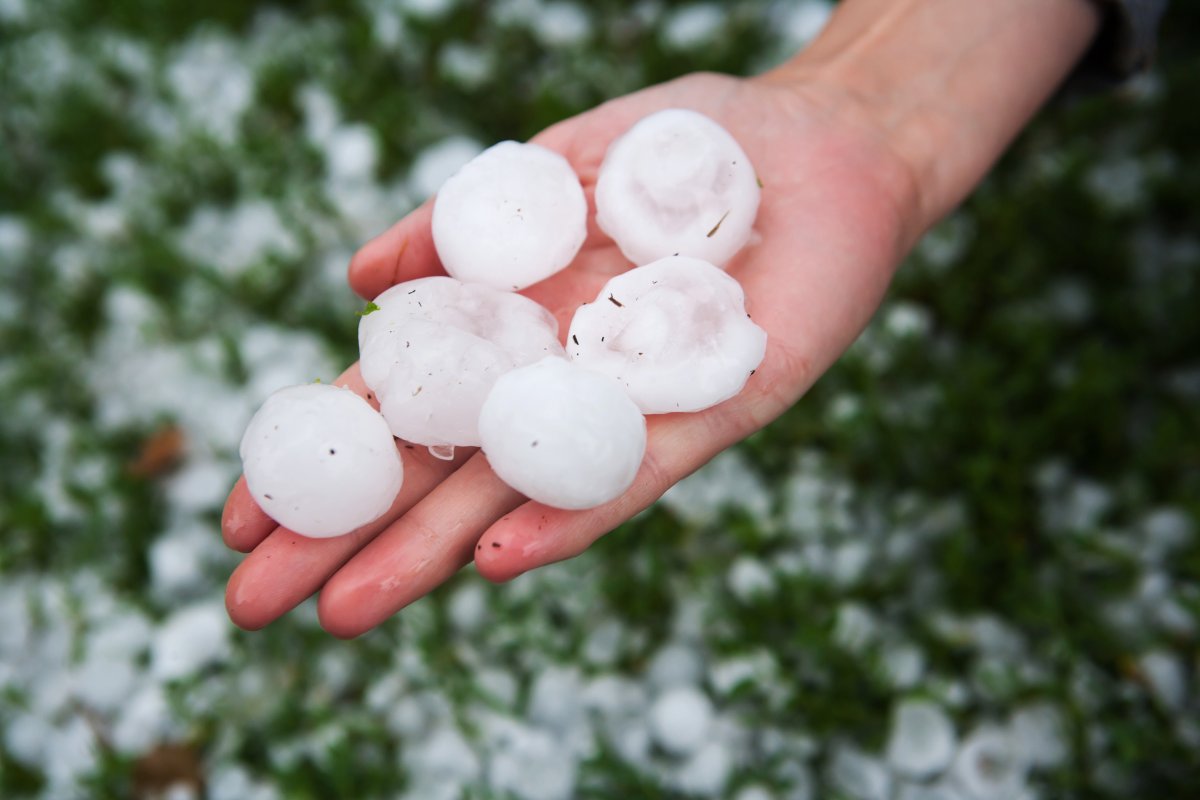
xmin=595 ymin=108 xmax=760 ymax=267
xmin=359 ymin=277 xmax=564 ymax=447
xmin=650 ymin=686 xmax=714 ymax=757
xmin=240 ymin=383 xmax=402 ymax=537
xmin=567 ymin=256 xmax=766 ymax=414
xmin=885 ymin=699 xmax=957 ymax=779
xmin=478 ymin=358 xmax=645 ymax=510
xmin=431 ymin=140 xmax=587 ymax=290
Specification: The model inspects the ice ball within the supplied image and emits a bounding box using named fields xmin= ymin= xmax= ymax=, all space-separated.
xmin=359 ymin=276 xmax=565 ymax=448
xmin=431 ymin=140 xmax=588 ymax=291
xmin=239 ymin=383 xmax=403 ymax=538
xmin=566 ymin=255 xmax=766 ymax=414
xmin=594 ymin=108 xmax=760 ymax=267
xmin=478 ymin=357 xmax=646 ymax=510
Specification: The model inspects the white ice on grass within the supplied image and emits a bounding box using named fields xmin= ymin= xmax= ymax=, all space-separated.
xmin=828 ymin=743 xmax=892 ymax=800
xmin=727 ymin=556 xmax=775 ymax=601
xmin=660 ymin=449 xmax=772 ymax=526
xmin=410 ymin=135 xmax=485 ymax=198
xmin=568 ymin=256 xmax=766 ymax=414
xmin=1141 ymin=506 xmax=1195 ymax=563
xmin=240 ymin=383 xmax=403 ymax=537
xmin=709 ymin=649 xmax=779 ymax=698
xmin=734 ymin=786 xmax=774 ymax=800
xmin=402 ymin=0 xmax=456 ymax=20
xmin=166 ymin=33 xmax=253 ymax=143
xmin=150 ymin=524 xmax=217 ymax=598
xmin=0 ymin=214 xmax=31 ymax=262
xmin=447 ymin=580 xmax=489 ymax=633
xmin=777 ymin=0 xmax=834 ymax=47
xmin=478 ymin=358 xmax=646 ymax=509
xmin=0 ymin=0 xmax=28 ymax=23
xmin=43 ymin=716 xmax=99 ymax=794
xmin=112 ymin=684 xmax=176 ymax=753
xmin=209 ymin=765 xmax=282 ymax=800
xmin=439 ymin=42 xmax=492 ymax=89
xmin=647 ymin=641 xmax=705 ymax=690
xmin=533 ymin=2 xmax=592 ymax=47
xmin=325 ymin=123 xmax=379 ymax=183
xmin=71 ymin=653 xmax=140 ymax=714
xmin=403 ymin=724 xmax=482 ymax=792
xmin=879 ymin=641 xmax=927 ymax=690
xmin=662 ymin=4 xmax=725 ymax=49
xmin=895 ymin=783 xmax=960 ymax=800
xmin=1138 ymin=649 xmax=1187 ymax=711
xmin=528 ymin=666 xmax=587 ymax=740
xmin=432 ymin=140 xmax=587 ymax=290
xmin=885 ymin=699 xmax=956 ymax=779
xmin=951 ymin=724 xmax=1029 ymax=800
xmin=1009 ymin=703 xmax=1068 ymax=770
xmin=594 ymin=109 xmax=760 ymax=267
xmin=582 ymin=675 xmax=653 ymax=767
xmin=359 ymin=277 xmax=564 ymax=447
xmin=483 ymin=715 xmax=577 ymax=800
xmin=650 ymin=686 xmax=713 ymax=757
xmin=177 ymin=199 xmax=301 ymax=278
xmin=673 ymin=739 xmax=733 ymax=796
xmin=152 ymin=600 xmax=232 ymax=681
xmin=571 ymin=622 xmax=619 ymax=668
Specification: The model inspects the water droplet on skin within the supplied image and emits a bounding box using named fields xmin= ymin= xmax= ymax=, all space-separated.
xmin=428 ymin=444 xmax=456 ymax=461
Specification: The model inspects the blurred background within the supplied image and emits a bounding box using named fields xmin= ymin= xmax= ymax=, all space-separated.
xmin=1 ymin=1 xmax=1197 ymax=798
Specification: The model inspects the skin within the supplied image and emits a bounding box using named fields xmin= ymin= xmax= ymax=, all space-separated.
xmin=223 ymin=0 xmax=1100 ymax=637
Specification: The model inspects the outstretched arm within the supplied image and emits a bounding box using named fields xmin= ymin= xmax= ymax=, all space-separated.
xmin=222 ymin=0 xmax=1100 ymax=637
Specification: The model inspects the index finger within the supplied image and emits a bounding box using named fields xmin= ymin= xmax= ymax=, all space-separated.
xmin=347 ymin=200 xmax=443 ymax=301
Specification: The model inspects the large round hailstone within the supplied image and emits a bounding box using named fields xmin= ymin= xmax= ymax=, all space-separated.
xmin=239 ymin=383 xmax=403 ymax=538
xmin=431 ymin=140 xmax=588 ymax=291
xmin=567 ymin=255 xmax=766 ymax=414
xmin=359 ymin=276 xmax=565 ymax=448
xmin=594 ymin=108 xmax=760 ymax=267
xmin=478 ymin=358 xmax=646 ymax=510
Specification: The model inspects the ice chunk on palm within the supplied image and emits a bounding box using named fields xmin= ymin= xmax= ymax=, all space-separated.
xmin=595 ymin=109 xmax=760 ymax=267
xmin=359 ymin=277 xmax=564 ymax=447
xmin=239 ymin=383 xmax=402 ymax=537
xmin=567 ymin=256 xmax=766 ymax=414
xmin=479 ymin=358 xmax=646 ymax=510
xmin=432 ymin=140 xmax=587 ymax=290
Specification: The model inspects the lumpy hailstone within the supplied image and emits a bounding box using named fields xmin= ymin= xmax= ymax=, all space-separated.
xmin=240 ymin=383 xmax=403 ymax=537
xmin=359 ymin=276 xmax=565 ymax=448
xmin=594 ymin=108 xmax=760 ymax=267
xmin=432 ymin=140 xmax=588 ymax=291
xmin=478 ymin=358 xmax=646 ymax=510
xmin=567 ymin=255 xmax=767 ymax=414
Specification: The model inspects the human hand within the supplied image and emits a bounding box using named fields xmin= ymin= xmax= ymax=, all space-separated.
xmin=222 ymin=69 xmax=920 ymax=636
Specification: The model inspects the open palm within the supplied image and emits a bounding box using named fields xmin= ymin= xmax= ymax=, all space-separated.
xmin=222 ymin=71 xmax=921 ymax=637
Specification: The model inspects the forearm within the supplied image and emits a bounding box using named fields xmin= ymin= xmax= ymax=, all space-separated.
xmin=766 ymin=0 xmax=1101 ymax=234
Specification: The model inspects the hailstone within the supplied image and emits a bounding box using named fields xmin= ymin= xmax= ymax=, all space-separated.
xmin=239 ymin=383 xmax=403 ymax=538
xmin=478 ymin=357 xmax=646 ymax=510
xmin=594 ymin=108 xmax=760 ymax=267
xmin=431 ymin=140 xmax=588 ymax=290
xmin=358 ymin=276 xmax=565 ymax=448
xmin=567 ymin=255 xmax=767 ymax=414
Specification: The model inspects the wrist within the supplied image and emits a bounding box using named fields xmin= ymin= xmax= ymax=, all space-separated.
xmin=760 ymin=0 xmax=1101 ymax=234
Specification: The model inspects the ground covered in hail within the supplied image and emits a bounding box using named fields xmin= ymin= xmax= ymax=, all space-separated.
xmin=1 ymin=1 xmax=1198 ymax=798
